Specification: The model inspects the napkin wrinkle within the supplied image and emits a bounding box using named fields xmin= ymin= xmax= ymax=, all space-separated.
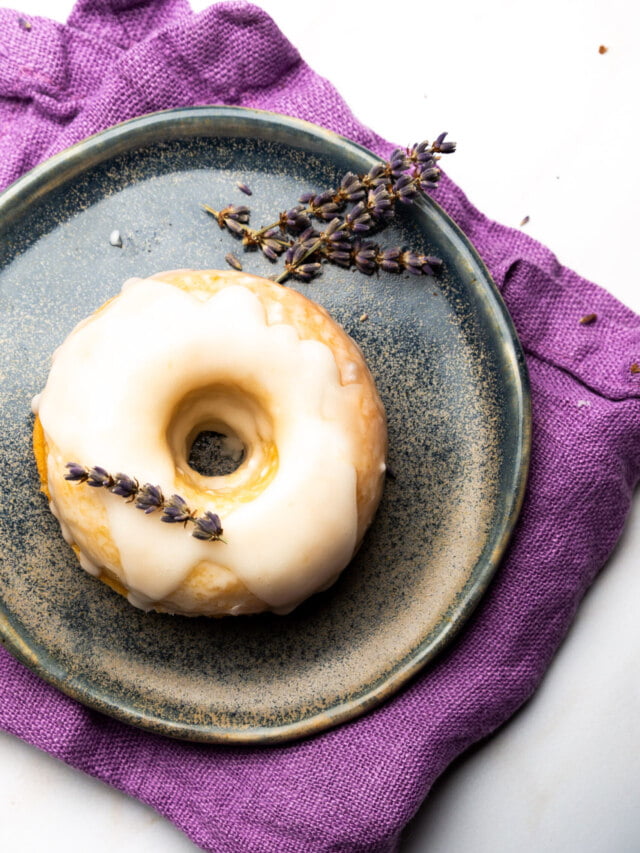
xmin=437 ymin=170 xmax=640 ymax=403
xmin=500 ymin=258 xmax=640 ymax=402
xmin=0 ymin=10 xmax=70 ymax=99
xmin=67 ymin=0 xmax=192 ymax=48
xmin=150 ymin=5 xmax=302 ymax=104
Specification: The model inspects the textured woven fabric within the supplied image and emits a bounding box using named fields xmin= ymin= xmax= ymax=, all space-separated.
xmin=1 ymin=2 xmax=639 ymax=851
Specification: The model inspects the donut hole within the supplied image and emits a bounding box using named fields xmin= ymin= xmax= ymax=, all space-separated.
xmin=167 ymin=384 xmax=277 ymax=494
xmin=187 ymin=429 xmax=245 ymax=477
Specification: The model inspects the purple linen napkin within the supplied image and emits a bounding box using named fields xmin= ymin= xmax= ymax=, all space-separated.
xmin=1 ymin=2 xmax=639 ymax=851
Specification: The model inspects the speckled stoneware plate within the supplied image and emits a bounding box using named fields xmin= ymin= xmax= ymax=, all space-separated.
xmin=0 ymin=107 xmax=530 ymax=743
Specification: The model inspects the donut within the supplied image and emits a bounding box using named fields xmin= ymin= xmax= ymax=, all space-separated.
xmin=32 ymin=270 xmax=387 ymax=616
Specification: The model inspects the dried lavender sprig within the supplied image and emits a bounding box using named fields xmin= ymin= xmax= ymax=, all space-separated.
xmin=320 ymin=233 xmax=443 ymax=277
xmin=64 ymin=463 xmax=225 ymax=543
xmin=275 ymin=183 xmax=440 ymax=283
xmin=204 ymin=204 xmax=290 ymax=262
xmin=274 ymin=198 xmax=377 ymax=284
xmin=272 ymin=135 xmax=456 ymax=283
xmin=255 ymin=170 xmax=384 ymax=242
xmin=349 ymin=242 xmax=443 ymax=277
xmin=275 ymin=205 xmax=443 ymax=284
xmin=205 ymin=134 xmax=455 ymax=283
xmin=213 ymin=134 xmax=454 ymax=245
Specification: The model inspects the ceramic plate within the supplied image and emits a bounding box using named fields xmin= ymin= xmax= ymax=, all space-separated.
xmin=0 ymin=107 xmax=530 ymax=743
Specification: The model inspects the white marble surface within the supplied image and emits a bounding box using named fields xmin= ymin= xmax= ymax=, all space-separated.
xmin=1 ymin=1 xmax=639 ymax=851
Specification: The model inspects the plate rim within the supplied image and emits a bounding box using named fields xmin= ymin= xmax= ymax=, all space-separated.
xmin=0 ymin=105 xmax=531 ymax=743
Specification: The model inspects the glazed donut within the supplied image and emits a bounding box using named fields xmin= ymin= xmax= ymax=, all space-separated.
xmin=32 ymin=270 xmax=387 ymax=616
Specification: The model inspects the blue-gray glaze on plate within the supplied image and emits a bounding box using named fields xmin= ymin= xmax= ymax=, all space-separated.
xmin=0 ymin=107 xmax=530 ymax=743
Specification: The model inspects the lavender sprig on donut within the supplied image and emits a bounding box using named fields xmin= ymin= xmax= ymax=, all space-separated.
xmin=64 ymin=463 xmax=225 ymax=543
xmin=205 ymin=133 xmax=456 ymax=283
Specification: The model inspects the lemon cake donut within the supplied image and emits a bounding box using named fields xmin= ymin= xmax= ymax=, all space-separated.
xmin=32 ymin=270 xmax=387 ymax=616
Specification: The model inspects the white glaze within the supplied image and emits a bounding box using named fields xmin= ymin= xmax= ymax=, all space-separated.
xmin=342 ymin=360 xmax=360 ymax=384
xmin=37 ymin=278 xmax=362 ymax=610
xmin=79 ymin=552 xmax=101 ymax=578
xmin=48 ymin=499 xmax=73 ymax=545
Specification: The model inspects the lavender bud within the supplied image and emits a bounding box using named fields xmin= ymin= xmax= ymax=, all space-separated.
xmin=300 ymin=233 xmax=321 ymax=254
xmin=297 ymin=226 xmax=318 ymax=244
xmin=224 ymin=218 xmax=246 ymax=237
xmin=192 ymin=511 xmax=224 ymax=542
xmin=318 ymin=218 xmax=347 ymax=251
xmin=328 ymin=236 xmax=351 ymax=253
xmin=225 ymin=252 xmax=243 ymax=271
xmin=298 ymin=191 xmax=316 ymax=204
xmin=353 ymin=241 xmax=377 ymax=275
xmin=287 ymin=227 xmax=320 ymax=257
xmin=401 ymin=251 xmax=425 ymax=275
xmin=225 ymin=205 xmax=250 ymax=222
xmin=365 ymin=163 xmax=387 ymax=187
xmin=87 ymin=466 xmax=113 ymax=488
xmin=313 ymin=191 xmax=333 ymax=206
xmin=65 ymin=462 xmax=89 ymax=483
xmin=417 ymin=153 xmax=436 ymax=172
xmin=326 ymin=248 xmax=351 ymax=267
xmin=161 ymin=494 xmax=193 ymax=525
xmin=340 ymin=172 xmax=365 ymax=202
xmin=366 ymin=185 xmax=393 ymax=221
xmin=421 ymin=255 xmax=444 ymax=276
xmin=345 ymin=202 xmax=372 ymax=233
xmin=424 ymin=255 xmax=443 ymax=271
xmin=236 ymin=182 xmax=252 ymax=196
xmin=416 ymin=164 xmax=441 ymax=191
xmin=393 ymin=174 xmax=418 ymax=204
xmin=323 ymin=217 xmax=343 ymax=238
xmin=284 ymin=206 xmax=311 ymax=232
xmin=316 ymin=202 xmax=341 ymax=221
xmin=111 ymin=473 xmax=138 ymax=499
xmin=418 ymin=166 xmax=440 ymax=183
xmin=261 ymin=239 xmax=282 ymax=261
xmin=388 ymin=148 xmax=410 ymax=177
xmin=135 ymin=483 xmax=164 ymax=514
xmin=285 ymin=242 xmax=307 ymax=267
xmin=295 ymin=263 xmax=322 ymax=282
xmin=378 ymin=246 xmax=402 ymax=273
xmin=410 ymin=140 xmax=434 ymax=164
xmin=433 ymin=132 xmax=456 ymax=154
